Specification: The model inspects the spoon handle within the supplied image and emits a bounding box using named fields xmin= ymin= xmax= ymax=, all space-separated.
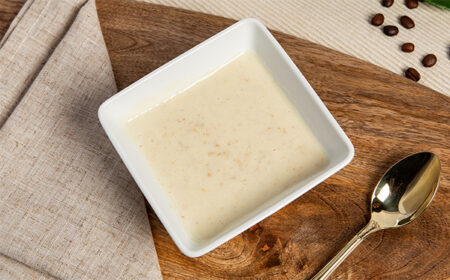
xmin=311 ymin=220 xmax=378 ymax=280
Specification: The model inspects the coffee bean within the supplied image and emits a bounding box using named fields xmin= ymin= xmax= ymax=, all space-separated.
xmin=382 ymin=0 xmax=394 ymax=7
xmin=405 ymin=68 xmax=420 ymax=82
xmin=401 ymin=42 xmax=415 ymax=52
xmin=371 ymin=14 xmax=384 ymax=26
xmin=422 ymin=54 xmax=437 ymax=67
xmin=406 ymin=0 xmax=419 ymax=9
xmin=383 ymin=25 xmax=399 ymax=36
xmin=400 ymin=16 xmax=415 ymax=29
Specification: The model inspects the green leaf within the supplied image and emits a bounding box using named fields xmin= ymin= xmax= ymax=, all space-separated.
xmin=425 ymin=0 xmax=450 ymax=10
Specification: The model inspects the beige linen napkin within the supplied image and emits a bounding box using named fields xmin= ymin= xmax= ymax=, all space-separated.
xmin=0 ymin=0 xmax=162 ymax=279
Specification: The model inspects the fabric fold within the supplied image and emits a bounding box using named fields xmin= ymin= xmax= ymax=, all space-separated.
xmin=0 ymin=0 xmax=162 ymax=279
xmin=0 ymin=0 xmax=88 ymax=125
xmin=0 ymin=253 xmax=58 ymax=280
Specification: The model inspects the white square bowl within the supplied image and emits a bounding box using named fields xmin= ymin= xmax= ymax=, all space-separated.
xmin=98 ymin=18 xmax=354 ymax=257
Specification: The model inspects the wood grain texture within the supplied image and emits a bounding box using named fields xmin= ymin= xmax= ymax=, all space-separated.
xmin=96 ymin=0 xmax=450 ymax=279
xmin=0 ymin=0 xmax=25 ymax=39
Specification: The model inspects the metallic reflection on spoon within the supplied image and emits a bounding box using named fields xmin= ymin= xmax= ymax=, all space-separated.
xmin=312 ymin=152 xmax=441 ymax=280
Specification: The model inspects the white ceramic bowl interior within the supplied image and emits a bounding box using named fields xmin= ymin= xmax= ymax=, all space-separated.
xmin=98 ymin=18 xmax=354 ymax=257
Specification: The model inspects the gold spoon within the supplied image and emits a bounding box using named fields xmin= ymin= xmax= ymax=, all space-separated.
xmin=312 ymin=152 xmax=441 ymax=280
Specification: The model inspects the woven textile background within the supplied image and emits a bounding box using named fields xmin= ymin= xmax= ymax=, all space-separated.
xmin=146 ymin=0 xmax=450 ymax=95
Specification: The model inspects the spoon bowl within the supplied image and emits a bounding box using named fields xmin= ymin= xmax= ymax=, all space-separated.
xmin=371 ymin=152 xmax=441 ymax=229
xmin=312 ymin=152 xmax=441 ymax=280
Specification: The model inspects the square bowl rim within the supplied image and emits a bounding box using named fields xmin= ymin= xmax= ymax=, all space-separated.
xmin=98 ymin=17 xmax=354 ymax=257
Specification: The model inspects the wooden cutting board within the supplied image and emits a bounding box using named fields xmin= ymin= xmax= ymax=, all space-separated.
xmin=96 ymin=0 xmax=450 ymax=279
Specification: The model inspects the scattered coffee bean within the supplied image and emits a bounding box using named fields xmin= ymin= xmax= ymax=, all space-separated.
xmin=400 ymin=16 xmax=415 ymax=29
xmin=382 ymin=0 xmax=394 ymax=7
xmin=422 ymin=54 xmax=437 ymax=67
xmin=383 ymin=25 xmax=399 ymax=36
xmin=405 ymin=68 xmax=420 ymax=82
xmin=406 ymin=0 xmax=419 ymax=9
xmin=371 ymin=14 xmax=385 ymax=26
xmin=401 ymin=42 xmax=415 ymax=52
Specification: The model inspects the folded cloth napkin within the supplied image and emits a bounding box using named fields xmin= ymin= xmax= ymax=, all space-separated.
xmin=0 ymin=0 xmax=162 ymax=279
